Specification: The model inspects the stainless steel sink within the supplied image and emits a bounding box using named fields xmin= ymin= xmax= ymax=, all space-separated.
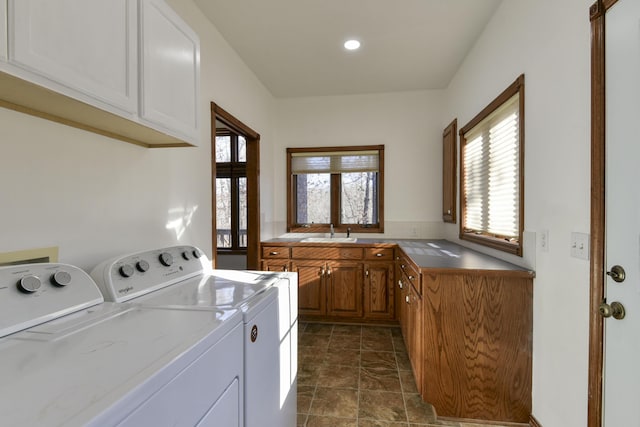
xmin=300 ymin=237 xmax=358 ymax=243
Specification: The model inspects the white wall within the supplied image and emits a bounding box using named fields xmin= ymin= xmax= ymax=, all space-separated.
xmin=273 ymin=90 xmax=446 ymax=239
xmin=443 ymin=0 xmax=593 ymax=425
xmin=0 ymin=0 xmax=275 ymax=271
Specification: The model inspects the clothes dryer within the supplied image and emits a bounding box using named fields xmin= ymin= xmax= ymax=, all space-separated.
xmin=91 ymin=245 xmax=297 ymax=427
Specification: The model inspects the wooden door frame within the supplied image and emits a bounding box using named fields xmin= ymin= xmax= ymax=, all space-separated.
xmin=588 ymin=0 xmax=618 ymax=425
xmin=211 ymin=102 xmax=261 ymax=269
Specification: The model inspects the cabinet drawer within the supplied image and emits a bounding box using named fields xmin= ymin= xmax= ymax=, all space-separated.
xmin=261 ymin=246 xmax=290 ymax=259
xmin=292 ymin=247 xmax=363 ymax=260
xmin=398 ymin=256 xmax=420 ymax=294
xmin=364 ymin=247 xmax=394 ymax=261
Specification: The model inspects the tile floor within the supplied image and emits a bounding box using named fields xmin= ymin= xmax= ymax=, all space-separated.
xmin=297 ymin=322 xmax=515 ymax=427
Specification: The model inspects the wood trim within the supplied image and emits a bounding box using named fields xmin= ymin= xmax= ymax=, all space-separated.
xmin=459 ymin=75 xmax=525 ymax=256
xmin=588 ymin=1 xmax=607 ymax=426
xmin=286 ymin=145 xmax=385 ymax=233
xmin=211 ymin=102 xmax=261 ymax=269
xmin=529 ymin=414 xmax=543 ymax=427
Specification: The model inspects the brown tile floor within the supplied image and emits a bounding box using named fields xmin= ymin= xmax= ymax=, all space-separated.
xmin=297 ymin=322 xmax=514 ymax=427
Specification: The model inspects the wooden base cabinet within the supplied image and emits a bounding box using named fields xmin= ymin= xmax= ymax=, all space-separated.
xmin=421 ymin=271 xmax=533 ymax=423
xmin=363 ymin=262 xmax=394 ymax=320
xmin=293 ymin=260 xmax=364 ymax=318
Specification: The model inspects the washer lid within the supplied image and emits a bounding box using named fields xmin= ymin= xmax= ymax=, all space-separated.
xmin=0 ymin=303 xmax=242 ymax=427
xmin=137 ymin=273 xmax=276 ymax=308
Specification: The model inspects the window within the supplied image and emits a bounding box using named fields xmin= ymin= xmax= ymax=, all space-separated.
xmin=459 ymin=75 xmax=524 ymax=256
xmin=216 ymin=132 xmax=247 ymax=251
xmin=287 ymin=145 xmax=384 ymax=233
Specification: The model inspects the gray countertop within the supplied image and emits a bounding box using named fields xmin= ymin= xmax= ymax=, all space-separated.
xmin=262 ymin=238 xmax=533 ymax=274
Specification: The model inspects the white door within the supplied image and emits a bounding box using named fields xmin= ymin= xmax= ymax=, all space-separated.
xmin=603 ymin=0 xmax=640 ymax=424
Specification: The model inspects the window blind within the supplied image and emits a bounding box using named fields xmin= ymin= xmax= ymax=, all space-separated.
xmin=463 ymin=93 xmax=520 ymax=240
xmin=291 ymin=150 xmax=379 ymax=174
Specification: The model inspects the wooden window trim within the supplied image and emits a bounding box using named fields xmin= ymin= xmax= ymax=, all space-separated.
xmin=459 ymin=74 xmax=525 ymax=256
xmin=286 ymin=145 xmax=385 ymax=234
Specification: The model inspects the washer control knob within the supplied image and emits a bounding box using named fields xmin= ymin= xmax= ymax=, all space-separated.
xmin=18 ymin=275 xmax=41 ymax=293
xmin=119 ymin=264 xmax=135 ymax=278
xmin=159 ymin=252 xmax=173 ymax=267
xmin=51 ymin=271 xmax=72 ymax=287
xmin=192 ymin=248 xmax=202 ymax=258
xmin=136 ymin=260 xmax=150 ymax=273
xmin=182 ymin=251 xmax=192 ymax=260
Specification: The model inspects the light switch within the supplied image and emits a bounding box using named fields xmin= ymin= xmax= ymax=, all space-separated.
xmin=570 ymin=232 xmax=590 ymax=260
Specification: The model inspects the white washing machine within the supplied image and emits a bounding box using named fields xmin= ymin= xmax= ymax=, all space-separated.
xmin=0 ymin=262 xmax=244 ymax=427
xmin=90 ymin=245 xmax=298 ymax=427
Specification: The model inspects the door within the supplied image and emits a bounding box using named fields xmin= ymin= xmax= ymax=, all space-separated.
xmin=326 ymin=261 xmax=363 ymax=317
xmin=364 ymin=262 xmax=394 ymax=320
xmin=603 ymin=0 xmax=640 ymax=424
xmin=292 ymin=260 xmax=326 ymax=316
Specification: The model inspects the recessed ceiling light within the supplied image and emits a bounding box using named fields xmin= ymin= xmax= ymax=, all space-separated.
xmin=344 ymin=39 xmax=361 ymax=51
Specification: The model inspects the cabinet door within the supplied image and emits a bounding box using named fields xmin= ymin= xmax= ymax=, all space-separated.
xmin=326 ymin=261 xmax=363 ymax=317
xmin=442 ymin=119 xmax=457 ymax=223
xmin=139 ymin=0 xmax=199 ymax=143
xmin=408 ymin=285 xmax=423 ymax=394
xmin=364 ymin=262 xmax=394 ymax=320
xmin=9 ymin=0 xmax=137 ymax=114
xmin=291 ymin=260 xmax=326 ymax=316
xmin=0 ymin=0 xmax=6 ymax=61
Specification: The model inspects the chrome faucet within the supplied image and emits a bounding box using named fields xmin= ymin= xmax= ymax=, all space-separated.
xmin=330 ymin=223 xmax=334 ymax=238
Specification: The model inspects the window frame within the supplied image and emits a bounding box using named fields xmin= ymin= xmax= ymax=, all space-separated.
xmin=459 ymin=75 xmax=525 ymax=256
xmin=286 ymin=145 xmax=385 ymax=234
xmin=215 ymin=131 xmax=248 ymax=253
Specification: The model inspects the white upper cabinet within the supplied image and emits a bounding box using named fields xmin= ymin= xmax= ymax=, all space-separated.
xmin=139 ymin=0 xmax=200 ymax=144
xmin=0 ymin=0 xmax=7 ymax=61
xmin=9 ymin=0 xmax=138 ymax=116
xmin=0 ymin=0 xmax=200 ymax=147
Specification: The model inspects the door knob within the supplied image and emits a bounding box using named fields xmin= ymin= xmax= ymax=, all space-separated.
xmin=599 ymin=301 xmax=626 ymax=320
xmin=606 ymin=265 xmax=626 ymax=283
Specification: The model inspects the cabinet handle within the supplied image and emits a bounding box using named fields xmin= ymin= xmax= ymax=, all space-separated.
xmin=284 ymin=266 xmax=288 ymax=272
xmin=408 ymin=275 xmax=415 ymax=280
xmin=365 ymin=270 xmax=369 ymax=277
xmin=405 ymin=295 xmax=410 ymax=304
xmin=401 ymin=264 xmax=406 ymax=270
xmin=327 ymin=266 xmax=332 ymax=276
xmin=269 ymin=251 xmax=279 ymax=256
xmin=398 ymin=280 xmax=403 ymax=289
xmin=321 ymin=268 xmax=326 ymax=277
xmin=376 ymin=253 xmax=383 ymax=257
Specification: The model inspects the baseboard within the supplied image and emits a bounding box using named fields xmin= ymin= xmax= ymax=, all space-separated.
xmin=530 ymin=414 xmax=543 ymax=427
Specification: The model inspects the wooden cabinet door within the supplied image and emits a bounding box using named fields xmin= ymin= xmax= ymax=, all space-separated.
xmin=442 ymin=119 xmax=457 ymax=223
xmin=0 ymin=0 xmax=6 ymax=61
xmin=291 ymin=260 xmax=326 ymax=316
xmin=326 ymin=261 xmax=363 ymax=317
xmin=408 ymin=285 xmax=423 ymax=394
xmin=9 ymin=0 xmax=138 ymax=114
xmin=364 ymin=262 xmax=394 ymax=320
xmin=139 ymin=0 xmax=199 ymax=143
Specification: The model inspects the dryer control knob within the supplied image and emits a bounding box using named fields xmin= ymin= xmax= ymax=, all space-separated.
xmin=18 ymin=275 xmax=41 ymax=293
xmin=119 ymin=264 xmax=135 ymax=278
xmin=136 ymin=260 xmax=150 ymax=273
xmin=51 ymin=271 xmax=72 ymax=286
xmin=192 ymin=248 xmax=202 ymax=258
xmin=182 ymin=251 xmax=191 ymax=260
xmin=159 ymin=252 xmax=173 ymax=267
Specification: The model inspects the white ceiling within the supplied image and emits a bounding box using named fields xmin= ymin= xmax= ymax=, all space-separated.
xmin=194 ymin=0 xmax=502 ymax=98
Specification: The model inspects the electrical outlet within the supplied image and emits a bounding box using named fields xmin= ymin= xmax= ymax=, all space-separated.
xmin=570 ymin=232 xmax=590 ymax=260
xmin=539 ymin=230 xmax=549 ymax=252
